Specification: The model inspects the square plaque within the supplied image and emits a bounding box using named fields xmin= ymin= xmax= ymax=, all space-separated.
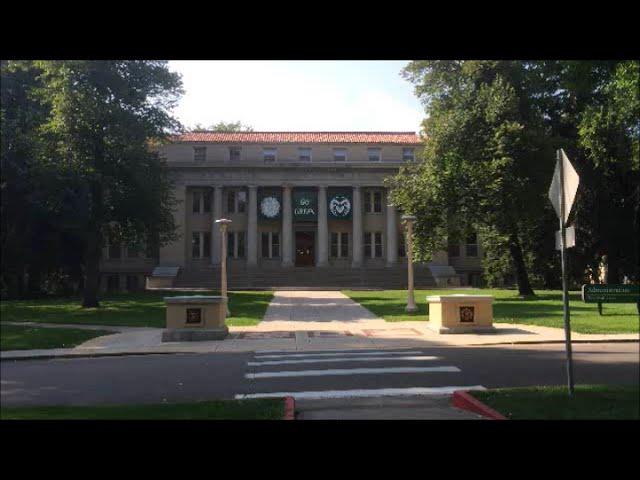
xmin=459 ymin=306 xmax=475 ymax=323
xmin=186 ymin=308 xmax=203 ymax=325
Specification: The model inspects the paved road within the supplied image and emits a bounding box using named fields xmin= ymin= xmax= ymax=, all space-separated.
xmin=2 ymin=343 xmax=637 ymax=408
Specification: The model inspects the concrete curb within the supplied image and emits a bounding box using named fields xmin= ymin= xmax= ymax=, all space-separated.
xmin=451 ymin=390 xmax=507 ymax=420
xmin=283 ymin=396 xmax=296 ymax=420
xmin=466 ymin=339 xmax=639 ymax=346
xmin=0 ymin=351 xmax=196 ymax=362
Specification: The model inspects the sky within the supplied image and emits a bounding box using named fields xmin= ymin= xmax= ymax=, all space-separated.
xmin=167 ymin=61 xmax=425 ymax=132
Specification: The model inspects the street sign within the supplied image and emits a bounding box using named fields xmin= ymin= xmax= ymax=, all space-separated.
xmin=548 ymin=149 xmax=579 ymax=225
xmin=582 ymin=284 xmax=639 ymax=303
xmin=555 ymin=225 xmax=575 ymax=250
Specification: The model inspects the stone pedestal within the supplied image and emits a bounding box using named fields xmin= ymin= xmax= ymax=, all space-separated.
xmin=426 ymin=294 xmax=495 ymax=334
xmin=162 ymin=295 xmax=229 ymax=341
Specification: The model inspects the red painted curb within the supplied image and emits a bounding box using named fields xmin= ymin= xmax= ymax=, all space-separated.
xmin=452 ymin=390 xmax=508 ymax=420
xmin=283 ymin=396 xmax=296 ymax=420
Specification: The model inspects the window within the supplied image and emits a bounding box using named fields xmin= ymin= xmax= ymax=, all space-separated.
xmin=466 ymin=233 xmax=478 ymax=257
xmin=192 ymin=232 xmax=211 ymax=259
xmin=398 ymin=233 xmax=406 ymax=258
xmin=227 ymin=191 xmax=235 ymax=213
xmin=194 ymin=147 xmax=206 ymax=162
xmin=263 ymin=147 xmax=277 ymax=162
xmin=298 ymin=147 xmax=312 ymax=162
xmin=261 ymin=232 xmax=280 ymax=258
xmin=106 ymin=274 xmax=120 ymax=292
xmin=402 ymin=148 xmax=415 ymax=161
xmin=227 ymin=232 xmax=246 ymax=259
xmin=203 ymin=190 xmax=212 ymax=213
xmin=237 ymin=190 xmax=246 ymax=213
xmin=330 ymin=232 xmax=349 ymax=258
xmin=364 ymin=232 xmax=383 ymax=258
xmin=367 ymin=148 xmax=381 ymax=162
xmin=448 ymin=241 xmax=460 ymax=257
xmin=364 ymin=190 xmax=383 ymax=213
xmin=229 ymin=147 xmax=241 ymax=162
xmin=193 ymin=191 xmax=202 ymax=213
xmin=108 ymin=242 xmax=121 ymax=259
xmin=333 ymin=148 xmax=347 ymax=162
xmin=126 ymin=275 xmax=139 ymax=292
xmin=127 ymin=244 xmax=141 ymax=258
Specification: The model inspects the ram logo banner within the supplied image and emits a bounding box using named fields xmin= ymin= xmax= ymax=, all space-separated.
xmin=329 ymin=195 xmax=351 ymax=218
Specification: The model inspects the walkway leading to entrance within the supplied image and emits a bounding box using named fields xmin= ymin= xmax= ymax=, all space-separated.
xmin=261 ymin=291 xmax=381 ymax=327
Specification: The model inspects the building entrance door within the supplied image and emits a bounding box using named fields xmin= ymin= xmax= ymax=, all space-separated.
xmin=295 ymin=231 xmax=315 ymax=266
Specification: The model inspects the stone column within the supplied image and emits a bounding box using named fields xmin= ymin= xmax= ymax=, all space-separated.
xmin=317 ymin=185 xmax=328 ymax=267
xmin=212 ymin=186 xmax=223 ymax=264
xmin=247 ymin=185 xmax=258 ymax=266
xmin=386 ymin=199 xmax=398 ymax=266
xmin=281 ymin=184 xmax=293 ymax=267
xmin=351 ymin=186 xmax=363 ymax=268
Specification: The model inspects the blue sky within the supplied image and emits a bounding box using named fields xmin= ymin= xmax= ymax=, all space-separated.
xmin=168 ymin=61 xmax=424 ymax=132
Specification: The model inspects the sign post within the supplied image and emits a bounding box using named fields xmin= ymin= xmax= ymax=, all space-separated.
xmin=548 ymin=148 xmax=579 ymax=396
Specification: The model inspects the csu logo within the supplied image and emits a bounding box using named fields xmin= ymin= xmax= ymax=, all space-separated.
xmin=260 ymin=196 xmax=281 ymax=218
xmin=329 ymin=195 xmax=351 ymax=217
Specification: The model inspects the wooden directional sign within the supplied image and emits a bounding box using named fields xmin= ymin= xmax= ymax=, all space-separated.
xmin=548 ymin=149 xmax=579 ymax=224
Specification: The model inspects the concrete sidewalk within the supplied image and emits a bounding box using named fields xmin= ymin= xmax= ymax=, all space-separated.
xmin=2 ymin=290 xmax=637 ymax=361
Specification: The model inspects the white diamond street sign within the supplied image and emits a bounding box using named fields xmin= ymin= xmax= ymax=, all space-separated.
xmin=548 ymin=148 xmax=579 ymax=225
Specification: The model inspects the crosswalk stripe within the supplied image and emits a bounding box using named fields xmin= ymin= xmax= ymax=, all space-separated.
xmin=254 ymin=350 xmax=423 ymax=359
xmin=246 ymin=366 xmax=460 ymax=379
xmin=235 ymin=385 xmax=486 ymax=400
xmin=247 ymin=355 xmax=440 ymax=366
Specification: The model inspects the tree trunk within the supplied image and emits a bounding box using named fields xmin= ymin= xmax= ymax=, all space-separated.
xmin=82 ymin=229 xmax=101 ymax=308
xmin=508 ymin=232 xmax=535 ymax=296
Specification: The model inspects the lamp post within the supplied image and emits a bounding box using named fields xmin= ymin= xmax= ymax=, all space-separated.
xmin=402 ymin=215 xmax=418 ymax=313
xmin=215 ymin=218 xmax=232 ymax=317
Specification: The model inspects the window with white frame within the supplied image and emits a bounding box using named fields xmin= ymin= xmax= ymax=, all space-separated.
xmin=330 ymin=232 xmax=349 ymax=258
xmin=226 ymin=189 xmax=246 ymax=214
xmin=367 ymin=148 xmax=381 ymax=162
xmin=194 ymin=147 xmax=206 ymax=162
xmin=402 ymin=148 xmax=415 ymax=161
xmin=227 ymin=231 xmax=246 ymax=259
xmin=465 ymin=233 xmax=478 ymax=257
xmin=192 ymin=190 xmax=212 ymax=214
xmin=364 ymin=232 xmax=383 ymax=258
xmin=333 ymin=148 xmax=347 ymax=162
xmin=298 ymin=147 xmax=312 ymax=162
xmin=263 ymin=147 xmax=277 ymax=162
xmin=261 ymin=232 xmax=280 ymax=258
xmin=364 ymin=190 xmax=383 ymax=213
xmin=229 ymin=147 xmax=241 ymax=162
xmin=191 ymin=231 xmax=211 ymax=259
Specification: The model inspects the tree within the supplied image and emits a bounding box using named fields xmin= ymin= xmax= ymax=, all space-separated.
xmin=192 ymin=120 xmax=253 ymax=132
xmin=33 ymin=61 xmax=184 ymax=307
xmin=390 ymin=61 xmax=558 ymax=295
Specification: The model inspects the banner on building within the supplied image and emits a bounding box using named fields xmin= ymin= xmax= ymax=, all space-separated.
xmin=293 ymin=188 xmax=317 ymax=221
xmin=327 ymin=188 xmax=352 ymax=220
xmin=258 ymin=188 xmax=282 ymax=221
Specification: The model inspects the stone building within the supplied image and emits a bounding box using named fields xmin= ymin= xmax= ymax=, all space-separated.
xmin=98 ymin=131 xmax=482 ymax=291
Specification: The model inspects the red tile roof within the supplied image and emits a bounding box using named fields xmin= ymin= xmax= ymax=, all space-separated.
xmin=173 ymin=131 xmax=422 ymax=145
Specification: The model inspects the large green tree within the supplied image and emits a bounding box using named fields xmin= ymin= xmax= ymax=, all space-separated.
xmin=32 ymin=61 xmax=184 ymax=307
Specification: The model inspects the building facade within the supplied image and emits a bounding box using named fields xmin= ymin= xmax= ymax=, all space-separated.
xmin=99 ymin=132 xmax=482 ymax=291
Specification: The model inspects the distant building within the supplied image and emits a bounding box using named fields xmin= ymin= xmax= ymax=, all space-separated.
xmin=98 ymin=131 xmax=482 ymax=291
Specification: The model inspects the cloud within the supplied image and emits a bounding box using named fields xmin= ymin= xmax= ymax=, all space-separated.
xmin=169 ymin=61 xmax=423 ymax=131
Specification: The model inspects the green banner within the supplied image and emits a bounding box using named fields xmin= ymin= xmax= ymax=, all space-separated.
xmin=258 ymin=188 xmax=282 ymax=221
xmin=582 ymin=284 xmax=639 ymax=303
xmin=292 ymin=188 xmax=317 ymax=221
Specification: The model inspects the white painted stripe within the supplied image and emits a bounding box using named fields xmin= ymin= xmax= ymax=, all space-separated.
xmin=248 ymin=355 xmax=440 ymax=366
xmin=235 ymin=385 xmax=486 ymax=400
xmin=246 ymin=366 xmax=460 ymax=379
xmin=255 ymin=350 xmax=423 ymax=359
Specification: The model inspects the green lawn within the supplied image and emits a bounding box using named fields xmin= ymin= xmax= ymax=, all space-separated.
xmin=0 ymin=290 xmax=274 ymax=328
xmin=342 ymin=289 xmax=639 ymax=334
xmin=0 ymin=324 xmax=115 ymax=351
xmin=0 ymin=398 xmax=285 ymax=420
xmin=471 ymin=385 xmax=640 ymax=420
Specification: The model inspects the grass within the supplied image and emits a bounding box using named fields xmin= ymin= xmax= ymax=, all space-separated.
xmin=342 ymin=288 xmax=640 ymax=334
xmin=0 ymin=290 xmax=274 ymax=328
xmin=0 ymin=398 xmax=285 ymax=420
xmin=470 ymin=385 xmax=640 ymax=420
xmin=0 ymin=324 xmax=114 ymax=351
